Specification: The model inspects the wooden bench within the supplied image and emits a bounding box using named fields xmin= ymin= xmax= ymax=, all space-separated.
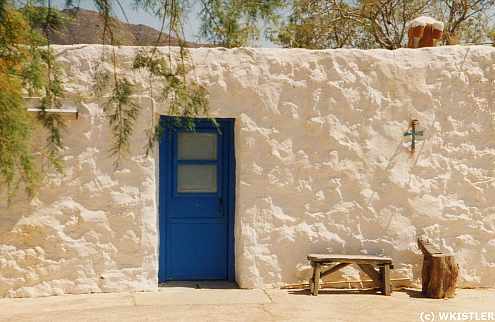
xmin=307 ymin=254 xmax=394 ymax=296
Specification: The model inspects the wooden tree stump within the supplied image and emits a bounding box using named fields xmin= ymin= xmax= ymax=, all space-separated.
xmin=418 ymin=238 xmax=459 ymax=299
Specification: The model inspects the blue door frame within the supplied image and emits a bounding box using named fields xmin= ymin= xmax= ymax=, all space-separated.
xmin=158 ymin=117 xmax=235 ymax=282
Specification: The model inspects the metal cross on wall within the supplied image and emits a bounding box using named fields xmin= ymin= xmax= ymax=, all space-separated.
xmin=403 ymin=119 xmax=424 ymax=154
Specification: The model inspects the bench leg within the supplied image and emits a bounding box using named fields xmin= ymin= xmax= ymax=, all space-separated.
xmin=379 ymin=264 xmax=392 ymax=296
xmin=313 ymin=263 xmax=321 ymax=296
xmin=309 ymin=262 xmax=314 ymax=294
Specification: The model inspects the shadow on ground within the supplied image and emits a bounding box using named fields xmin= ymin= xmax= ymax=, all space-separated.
xmin=288 ymin=288 xmax=383 ymax=296
xmin=397 ymin=288 xmax=425 ymax=298
xmin=287 ymin=287 xmax=427 ymax=298
xmin=158 ymin=281 xmax=239 ymax=289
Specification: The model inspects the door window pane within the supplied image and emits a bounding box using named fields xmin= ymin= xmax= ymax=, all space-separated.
xmin=178 ymin=132 xmax=217 ymax=160
xmin=178 ymin=164 xmax=217 ymax=193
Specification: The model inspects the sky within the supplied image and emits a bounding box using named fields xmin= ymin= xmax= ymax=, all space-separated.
xmin=51 ymin=0 xmax=276 ymax=47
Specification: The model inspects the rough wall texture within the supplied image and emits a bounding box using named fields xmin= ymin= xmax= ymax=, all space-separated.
xmin=1 ymin=45 xmax=495 ymax=297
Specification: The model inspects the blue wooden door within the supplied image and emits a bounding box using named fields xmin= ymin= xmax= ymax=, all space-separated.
xmin=159 ymin=117 xmax=235 ymax=282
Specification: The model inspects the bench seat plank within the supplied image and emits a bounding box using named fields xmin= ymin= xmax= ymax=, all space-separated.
xmin=307 ymin=254 xmax=392 ymax=264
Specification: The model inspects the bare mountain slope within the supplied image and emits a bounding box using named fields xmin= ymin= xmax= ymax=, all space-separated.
xmin=45 ymin=8 xmax=203 ymax=47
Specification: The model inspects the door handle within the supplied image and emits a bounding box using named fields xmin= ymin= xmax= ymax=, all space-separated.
xmin=218 ymin=197 xmax=223 ymax=216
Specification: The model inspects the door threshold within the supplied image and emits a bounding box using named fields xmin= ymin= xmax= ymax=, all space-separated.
xmin=159 ymin=281 xmax=239 ymax=289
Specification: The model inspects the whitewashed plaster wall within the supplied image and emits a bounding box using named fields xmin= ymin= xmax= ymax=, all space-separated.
xmin=1 ymin=45 xmax=495 ymax=297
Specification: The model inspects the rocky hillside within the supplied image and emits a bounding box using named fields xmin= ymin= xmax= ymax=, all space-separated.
xmin=44 ymin=8 xmax=203 ymax=47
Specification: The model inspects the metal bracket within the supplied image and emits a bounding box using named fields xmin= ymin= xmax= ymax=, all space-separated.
xmin=27 ymin=107 xmax=79 ymax=119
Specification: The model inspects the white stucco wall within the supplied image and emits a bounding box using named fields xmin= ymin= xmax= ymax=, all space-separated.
xmin=1 ymin=45 xmax=495 ymax=297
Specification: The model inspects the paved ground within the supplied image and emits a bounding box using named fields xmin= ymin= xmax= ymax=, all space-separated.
xmin=0 ymin=283 xmax=494 ymax=322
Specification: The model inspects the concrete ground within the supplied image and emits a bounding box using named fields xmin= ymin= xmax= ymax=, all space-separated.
xmin=0 ymin=283 xmax=494 ymax=322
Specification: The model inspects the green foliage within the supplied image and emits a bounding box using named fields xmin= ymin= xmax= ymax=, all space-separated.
xmin=133 ymin=51 xmax=208 ymax=117
xmin=37 ymin=48 xmax=66 ymax=173
xmin=275 ymin=0 xmax=495 ymax=49
xmin=2 ymin=0 xmax=286 ymax=194
xmin=0 ymin=0 xmax=237 ymax=199
xmin=0 ymin=1 xmax=64 ymax=199
xmin=0 ymin=74 xmax=40 ymax=198
xmin=1 ymin=0 xmax=225 ymax=196
xmin=0 ymin=0 xmax=6 ymax=23
xmin=0 ymin=0 xmax=123 ymax=200
xmin=91 ymin=0 xmax=210 ymax=163
xmin=104 ymin=77 xmax=139 ymax=165
xmin=274 ymin=0 xmax=360 ymax=49
xmin=430 ymin=0 xmax=495 ymax=45
xmin=21 ymin=4 xmax=67 ymax=33
xmin=199 ymin=0 xmax=286 ymax=47
xmin=490 ymin=29 xmax=495 ymax=44
xmin=133 ymin=48 xmax=210 ymax=155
